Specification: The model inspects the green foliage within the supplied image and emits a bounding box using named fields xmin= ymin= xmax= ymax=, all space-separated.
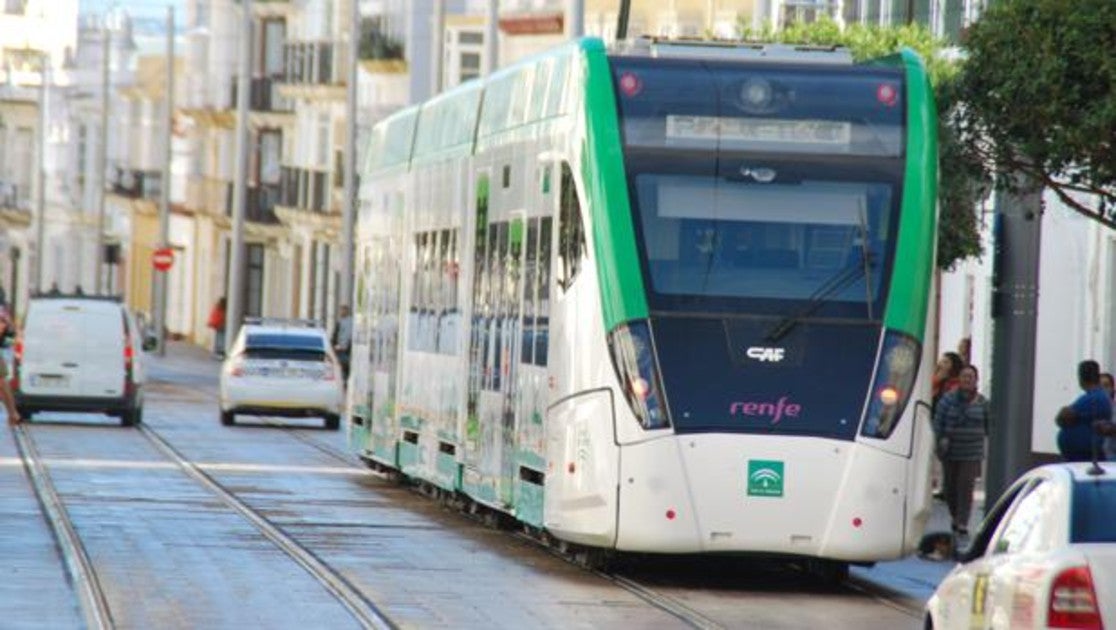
xmin=360 ymin=17 xmax=405 ymax=61
xmin=953 ymin=0 xmax=1116 ymax=226
xmin=737 ymin=17 xmax=985 ymax=270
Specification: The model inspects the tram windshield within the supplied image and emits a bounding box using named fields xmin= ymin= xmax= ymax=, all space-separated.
xmin=610 ymin=56 xmax=906 ymax=318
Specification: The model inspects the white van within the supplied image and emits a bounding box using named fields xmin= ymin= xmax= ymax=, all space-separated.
xmin=12 ymin=295 xmax=147 ymax=426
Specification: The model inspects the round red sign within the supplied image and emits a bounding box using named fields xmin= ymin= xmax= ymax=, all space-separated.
xmin=152 ymin=247 xmax=174 ymax=271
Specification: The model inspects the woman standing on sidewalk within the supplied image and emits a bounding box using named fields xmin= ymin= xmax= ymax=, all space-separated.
xmin=932 ymin=364 xmax=990 ymax=539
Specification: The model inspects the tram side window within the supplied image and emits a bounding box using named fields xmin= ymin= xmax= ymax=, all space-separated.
xmin=557 ymin=163 xmax=586 ymax=291
xmin=535 ymin=217 xmax=552 ymax=366
xmin=522 ymin=218 xmax=539 ymax=365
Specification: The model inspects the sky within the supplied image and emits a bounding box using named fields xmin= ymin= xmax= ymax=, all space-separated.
xmin=79 ymin=0 xmax=186 ymax=21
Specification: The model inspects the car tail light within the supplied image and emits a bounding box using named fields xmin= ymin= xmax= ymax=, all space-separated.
xmin=123 ymin=339 xmax=135 ymax=393
xmin=229 ymin=356 xmax=245 ymax=378
xmin=322 ymin=356 xmax=337 ymax=381
xmin=607 ymin=319 xmax=670 ymax=430
xmin=10 ymin=338 xmax=21 ymax=390
xmin=1048 ymin=565 xmax=1104 ymax=629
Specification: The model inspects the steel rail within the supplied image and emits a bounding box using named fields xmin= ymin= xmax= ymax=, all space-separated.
xmin=10 ymin=424 xmax=115 ymax=630
xmin=136 ymin=424 xmax=396 ymax=630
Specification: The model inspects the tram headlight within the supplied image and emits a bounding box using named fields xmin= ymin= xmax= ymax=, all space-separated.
xmin=607 ymin=320 xmax=671 ymax=430
xmin=861 ymin=331 xmax=921 ymax=440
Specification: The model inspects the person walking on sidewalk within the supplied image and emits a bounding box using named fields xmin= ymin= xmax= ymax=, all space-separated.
xmin=207 ymin=297 xmax=227 ymax=359
xmin=932 ymin=364 xmax=989 ymax=539
xmin=0 ymin=315 xmax=22 ymax=425
xmin=331 ymin=304 xmax=352 ymax=380
xmin=1055 ymin=359 xmax=1111 ymax=462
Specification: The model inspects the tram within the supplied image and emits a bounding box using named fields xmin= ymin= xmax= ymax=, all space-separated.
xmin=348 ymin=36 xmax=939 ymax=569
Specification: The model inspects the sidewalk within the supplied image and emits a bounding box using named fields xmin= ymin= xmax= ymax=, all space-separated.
xmin=854 ymin=492 xmax=984 ymax=607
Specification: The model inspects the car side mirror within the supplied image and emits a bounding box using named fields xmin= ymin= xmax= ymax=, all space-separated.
xmin=142 ymin=336 xmax=158 ymax=352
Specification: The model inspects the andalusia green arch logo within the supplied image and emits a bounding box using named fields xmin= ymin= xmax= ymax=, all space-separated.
xmin=747 ymin=460 xmax=784 ymax=497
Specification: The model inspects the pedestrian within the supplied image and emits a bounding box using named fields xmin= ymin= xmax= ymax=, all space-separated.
xmin=331 ymin=304 xmax=352 ymax=379
xmin=957 ymin=337 xmax=972 ymax=366
xmin=932 ymin=364 xmax=990 ymax=540
xmin=1101 ymin=372 xmax=1115 ymax=401
xmin=0 ymin=315 xmax=22 ymax=425
xmin=931 ymin=351 xmax=964 ymax=410
xmin=1055 ymin=359 xmax=1112 ymax=462
xmin=207 ymin=297 xmax=227 ymax=359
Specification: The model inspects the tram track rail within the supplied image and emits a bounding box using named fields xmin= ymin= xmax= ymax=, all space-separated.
xmin=10 ymin=424 xmax=115 ymax=630
xmin=152 ymin=375 xmax=924 ymax=625
xmin=135 ymin=423 xmax=396 ymax=630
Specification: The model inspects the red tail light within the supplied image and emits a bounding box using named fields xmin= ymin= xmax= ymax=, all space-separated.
xmin=123 ymin=340 xmax=135 ymax=393
xmin=230 ymin=357 xmax=245 ymax=378
xmin=1048 ymin=566 xmax=1104 ymax=629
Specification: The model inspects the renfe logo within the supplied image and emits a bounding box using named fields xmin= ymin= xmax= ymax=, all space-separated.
xmin=730 ymin=397 xmax=801 ymax=425
xmin=746 ymin=346 xmax=785 ymax=362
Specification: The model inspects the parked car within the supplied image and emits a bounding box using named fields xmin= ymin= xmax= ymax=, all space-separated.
xmin=11 ymin=295 xmax=147 ymax=426
xmin=218 ymin=318 xmax=343 ymax=430
xmin=925 ymin=462 xmax=1115 ymax=629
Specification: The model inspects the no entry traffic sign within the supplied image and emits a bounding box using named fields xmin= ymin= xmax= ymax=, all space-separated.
xmin=152 ymin=247 xmax=175 ymax=272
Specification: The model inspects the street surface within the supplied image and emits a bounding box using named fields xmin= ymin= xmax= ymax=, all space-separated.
xmin=0 ymin=343 xmax=948 ymax=629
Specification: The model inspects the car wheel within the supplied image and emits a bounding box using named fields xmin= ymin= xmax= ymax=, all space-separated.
xmin=923 ymin=613 xmax=934 ymax=630
xmin=121 ymin=406 xmax=142 ymax=427
xmin=324 ymin=414 xmax=341 ymax=431
xmin=220 ymin=410 xmax=235 ymax=426
xmin=16 ymin=407 xmax=31 ymax=422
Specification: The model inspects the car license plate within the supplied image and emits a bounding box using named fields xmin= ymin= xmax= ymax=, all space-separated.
xmin=31 ymin=374 xmax=70 ymax=388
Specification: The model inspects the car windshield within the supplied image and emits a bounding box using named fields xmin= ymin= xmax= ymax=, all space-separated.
xmin=243 ymin=333 xmax=326 ymax=361
xmin=1071 ymin=479 xmax=1116 ymax=543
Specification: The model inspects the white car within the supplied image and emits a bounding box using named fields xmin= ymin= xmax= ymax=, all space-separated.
xmin=926 ymin=462 xmax=1115 ymax=630
xmin=218 ymin=319 xmax=343 ymax=430
xmin=13 ymin=295 xmax=148 ymax=426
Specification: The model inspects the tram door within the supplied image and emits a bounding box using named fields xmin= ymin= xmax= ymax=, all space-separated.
xmin=464 ymin=171 xmax=524 ymax=508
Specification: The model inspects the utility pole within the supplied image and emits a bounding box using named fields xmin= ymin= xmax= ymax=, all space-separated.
xmin=226 ymin=0 xmax=251 ymax=353
xmin=565 ymin=0 xmax=583 ymax=39
xmin=616 ymin=0 xmax=632 ymax=41
xmin=95 ymin=24 xmax=110 ymax=294
xmin=431 ymin=0 xmax=445 ymax=95
xmin=153 ymin=6 xmax=174 ymax=356
xmin=986 ymin=184 xmax=1043 ymax=505
xmin=34 ymin=54 xmax=47 ymax=293
xmin=340 ymin=0 xmax=359 ymax=312
xmin=484 ymin=0 xmax=498 ymax=76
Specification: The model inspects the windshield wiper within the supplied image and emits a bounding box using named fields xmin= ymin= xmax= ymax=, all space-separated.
xmin=763 ymin=260 xmax=870 ymax=342
xmin=765 ymin=209 xmax=877 ymax=343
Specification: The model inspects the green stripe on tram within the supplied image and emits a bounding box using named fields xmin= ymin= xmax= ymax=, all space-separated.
xmin=881 ymin=48 xmax=938 ymax=338
xmin=580 ymin=38 xmax=649 ymax=331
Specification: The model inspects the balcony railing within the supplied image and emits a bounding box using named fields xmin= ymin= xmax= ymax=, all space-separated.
xmin=228 ymin=76 xmax=292 ymax=112
xmin=283 ymin=41 xmax=337 ymax=86
xmin=224 ymin=182 xmax=280 ymax=224
xmin=111 ymin=167 xmax=162 ymax=200
xmin=0 ymin=181 xmax=31 ymax=211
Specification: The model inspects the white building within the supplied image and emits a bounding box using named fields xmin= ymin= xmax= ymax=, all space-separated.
xmin=0 ymin=0 xmax=81 ymax=314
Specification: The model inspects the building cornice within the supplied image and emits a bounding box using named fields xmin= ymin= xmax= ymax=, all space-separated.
xmin=275 ymin=83 xmax=346 ymax=102
xmin=275 ymin=205 xmax=340 ymax=240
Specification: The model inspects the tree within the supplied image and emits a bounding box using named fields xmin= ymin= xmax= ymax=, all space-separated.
xmin=738 ymin=19 xmax=987 ymax=270
xmin=953 ymin=0 xmax=1116 ymax=228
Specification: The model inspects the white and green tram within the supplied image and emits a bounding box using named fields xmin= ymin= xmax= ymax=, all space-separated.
xmin=349 ymin=37 xmax=939 ymax=569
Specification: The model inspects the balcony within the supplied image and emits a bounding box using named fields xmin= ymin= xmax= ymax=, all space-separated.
xmin=0 ymin=181 xmax=31 ymax=212
xmin=283 ymin=41 xmax=337 ymax=86
xmin=228 ymin=76 xmax=292 ymax=113
xmin=111 ymin=167 xmax=162 ymax=201
xmin=279 ymin=166 xmax=330 ymax=214
xmin=223 ymin=182 xmax=281 ymax=224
